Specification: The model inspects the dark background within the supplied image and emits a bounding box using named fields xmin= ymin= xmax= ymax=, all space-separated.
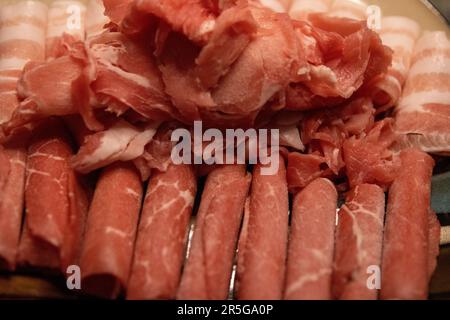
xmin=430 ymin=0 xmax=450 ymax=23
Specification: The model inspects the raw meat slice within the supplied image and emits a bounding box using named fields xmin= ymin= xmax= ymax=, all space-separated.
xmin=3 ymin=32 xmax=173 ymax=134
xmin=132 ymin=122 xmax=178 ymax=180
xmin=194 ymin=4 xmax=257 ymax=90
xmin=46 ymin=1 xmax=87 ymax=59
xmin=394 ymin=31 xmax=450 ymax=154
xmin=307 ymin=15 xmax=391 ymax=99
xmin=343 ymin=118 xmax=399 ymax=189
xmin=287 ymin=97 xmax=376 ymax=191
xmin=120 ymin=0 xmax=217 ymax=44
xmin=208 ymin=4 xmax=300 ymax=124
xmin=235 ymin=155 xmax=289 ymax=300
xmin=4 ymin=56 xmax=86 ymax=133
xmin=0 ymin=1 xmax=47 ymax=71
xmin=90 ymin=32 xmax=174 ymax=121
xmin=17 ymin=118 xmax=89 ymax=272
xmin=287 ymin=152 xmax=327 ymax=193
xmin=177 ymin=165 xmax=251 ymax=300
xmin=284 ymin=178 xmax=337 ymax=300
xmin=287 ymin=15 xmax=392 ymax=111
xmin=368 ymin=16 xmax=421 ymax=112
xmin=157 ymin=3 xmax=298 ymax=127
xmin=71 ymin=119 xmax=159 ymax=174
xmin=333 ymin=183 xmax=385 ymax=300
xmin=127 ymin=163 xmax=197 ymax=300
xmin=0 ymin=143 xmax=26 ymax=271
xmin=79 ymin=162 xmax=142 ymax=299
xmin=380 ymin=148 xmax=434 ymax=300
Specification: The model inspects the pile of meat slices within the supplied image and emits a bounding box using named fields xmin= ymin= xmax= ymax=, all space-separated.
xmin=0 ymin=0 xmax=449 ymax=300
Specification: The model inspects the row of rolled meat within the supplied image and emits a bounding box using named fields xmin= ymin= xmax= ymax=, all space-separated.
xmin=1 ymin=123 xmax=440 ymax=300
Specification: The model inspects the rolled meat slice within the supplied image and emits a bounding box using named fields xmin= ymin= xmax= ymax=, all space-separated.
xmin=284 ymin=178 xmax=337 ymax=300
xmin=127 ymin=163 xmax=197 ymax=300
xmin=46 ymin=0 xmax=86 ymax=58
xmin=333 ymin=184 xmax=385 ymax=300
xmin=289 ymin=0 xmax=331 ymax=21
xmin=394 ymin=31 xmax=450 ymax=154
xmin=380 ymin=148 xmax=434 ymax=300
xmin=328 ymin=0 xmax=368 ymax=20
xmin=0 ymin=1 xmax=48 ymax=270
xmin=17 ymin=118 xmax=89 ymax=272
xmin=177 ymin=165 xmax=251 ymax=300
xmin=370 ymin=16 xmax=421 ymax=113
xmin=235 ymin=156 xmax=289 ymax=300
xmin=85 ymin=0 xmax=110 ymax=38
xmin=79 ymin=162 xmax=142 ymax=299
xmin=0 ymin=142 xmax=26 ymax=271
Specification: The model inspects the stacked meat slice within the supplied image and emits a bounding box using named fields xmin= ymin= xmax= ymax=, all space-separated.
xmin=1 ymin=0 xmax=391 ymax=136
xmin=394 ymin=31 xmax=450 ymax=154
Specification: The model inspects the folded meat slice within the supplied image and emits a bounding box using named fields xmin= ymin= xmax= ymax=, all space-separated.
xmin=132 ymin=122 xmax=178 ymax=180
xmin=328 ymin=0 xmax=368 ymax=20
xmin=79 ymin=162 xmax=142 ymax=299
xmin=207 ymin=4 xmax=300 ymax=125
xmin=289 ymin=0 xmax=331 ymax=21
xmin=3 ymin=32 xmax=173 ymax=135
xmin=71 ymin=119 xmax=159 ymax=174
xmin=86 ymin=0 xmax=110 ymax=38
xmin=333 ymin=184 xmax=385 ymax=300
xmin=284 ymin=178 xmax=337 ymax=300
xmin=194 ymin=4 xmax=257 ymax=90
xmin=90 ymin=32 xmax=175 ymax=121
xmin=103 ymin=0 xmax=133 ymax=26
xmin=343 ymin=118 xmax=399 ymax=189
xmin=287 ymin=15 xmax=392 ymax=110
xmin=4 ymin=55 xmax=86 ymax=134
xmin=127 ymin=163 xmax=197 ymax=300
xmin=46 ymin=1 xmax=87 ymax=59
xmin=157 ymin=3 xmax=296 ymax=127
xmin=177 ymin=165 xmax=251 ymax=300
xmin=117 ymin=0 xmax=217 ymax=44
xmin=308 ymin=15 xmax=391 ymax=98
xmin=368 ymin=17 xmax=421 ymax=113
xmin=235 ymin=156 xmax=289 ymax=300
xmin=17 ymin=118 xmax=89 ymax=272
xmin=287 ymin=97 xmax=376 ymax=191
xmin=394 ymin=31 xmax=450 ymax=154
xmin=381 ymin=149 xmax=435 ymax=300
